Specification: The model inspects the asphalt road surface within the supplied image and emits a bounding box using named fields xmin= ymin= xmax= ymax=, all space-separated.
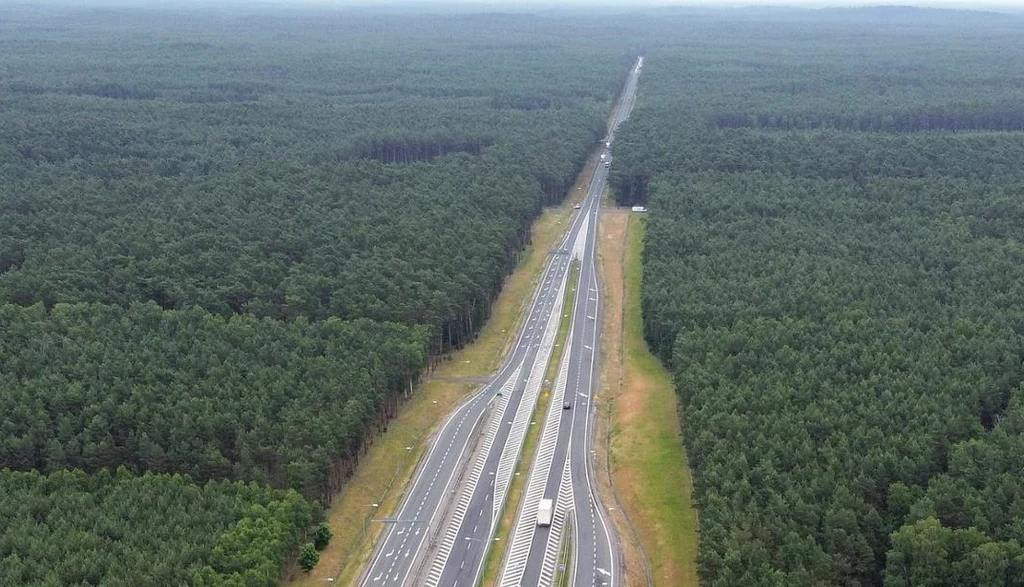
xmin=503 ymin=56 xmax=642 ymax=587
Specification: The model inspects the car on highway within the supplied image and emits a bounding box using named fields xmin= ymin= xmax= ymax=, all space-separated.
xmin=573 ymin=204 xmax=581 ymax=209
xmin=537 ymin=498 xmax=553 ymax=527
xmin=563 ymin=401 xmax=571 ymax=409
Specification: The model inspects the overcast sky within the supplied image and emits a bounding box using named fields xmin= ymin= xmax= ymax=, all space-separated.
xmin=227 ymin=0 xmax=1024 ymax=12
xmin=31 ymin=0 xmax=1024 ymax=11
xmin=296 ymin=0 xmax=1024 ymax=7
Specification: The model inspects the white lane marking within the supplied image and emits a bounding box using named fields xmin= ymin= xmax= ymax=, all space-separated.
xmin=423 ymin=363 xmax=522 ymax=587
xmin=377 ymin=103 xmax=636 ymax=583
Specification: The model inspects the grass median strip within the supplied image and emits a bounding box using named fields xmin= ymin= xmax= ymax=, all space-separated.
xmin=555 ymin=513 xmax=574 ymax=587
xmin=481 ymin=259 xmax=580 ymax=586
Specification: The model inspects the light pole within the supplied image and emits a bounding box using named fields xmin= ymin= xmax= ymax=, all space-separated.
xmin=363 ymin=503 xmax=380 ymax=534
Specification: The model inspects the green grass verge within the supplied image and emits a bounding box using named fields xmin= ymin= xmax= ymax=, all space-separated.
xmin=480 ymin=259 xmax=580 ymax=586
xmin=620 ymin=216 xmax=700 ymax=586
xmin=555 ymin=513 xmax=574 ymax=587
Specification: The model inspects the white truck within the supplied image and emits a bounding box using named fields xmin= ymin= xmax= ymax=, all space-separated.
xmin=536 ymin=498 xmax=553 ymax=527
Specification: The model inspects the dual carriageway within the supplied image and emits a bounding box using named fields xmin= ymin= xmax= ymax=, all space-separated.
xmin=361 ymin=56 xmax=643 ymax=587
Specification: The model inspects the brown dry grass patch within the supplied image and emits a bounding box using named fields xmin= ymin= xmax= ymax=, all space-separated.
xmin=595 ymin=206 xmax=700 ymax=587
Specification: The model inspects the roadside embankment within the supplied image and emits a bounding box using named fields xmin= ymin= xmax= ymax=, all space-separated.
xmin=595 ymin=208 xmax=700 ymax=587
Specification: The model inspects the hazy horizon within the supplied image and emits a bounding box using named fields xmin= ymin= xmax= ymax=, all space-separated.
xmin=10 ymin=0 xmax=1024 ymax=10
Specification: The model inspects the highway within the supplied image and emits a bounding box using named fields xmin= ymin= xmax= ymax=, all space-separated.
xmin=360 ymin=217 xmax=573 ymax=586
xmin=359 ymin=56 xmax=642 ymax=587
xmin=499 ymin=151 xmax=610 ymax=587
xmin=500 ymin=56 xmax=642 ymax=587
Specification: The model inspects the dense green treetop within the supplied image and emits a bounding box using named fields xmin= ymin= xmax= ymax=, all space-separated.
xmin=0 ymin=467 xmax=314 ymax=587
xmin=0 ymin=302 xmax=428 ymax=499
xmin=0 ymin=6 xmax=634 ymax=353
xmin=0 ymin=6 xmax=640 ymax=584
xmin=610 ymin=8 xmax=1024 ymax=586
